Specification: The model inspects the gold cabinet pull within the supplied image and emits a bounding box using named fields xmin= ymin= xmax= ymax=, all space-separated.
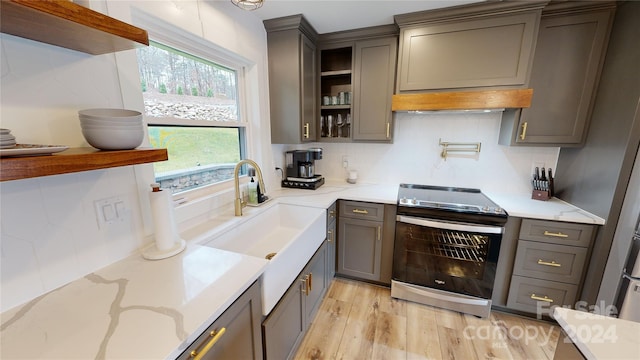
xmin=190 ymin=327 xmax=226 ymax=360
xmin=377 ymin=226 xmax=381 ymax=241
xmin=352 ymin=208 xmax=369 ymax=215
xmin=329 ymin=209 xmax=336 ymax=218
xmin=386 ymin=122 xmax=390 ymax=138
xmin=308 ymin=272 xmax=313 ymax=292
xmin=537 ymin=259 xmax=561 ymax=267
xmin=302 ymin=275 xmax=310 ymax=296
xmin=519 ymin=121 xmax=528 ymax=140
xmin=543 ymin=230 xmax=569 ymax=238
xmin=303 ymin=123 xmax=310 ymax=139
xmin=327 ymin=230 xmax=333 ymax=242
xmin=530 ymin=294 xmax=553 ymax=303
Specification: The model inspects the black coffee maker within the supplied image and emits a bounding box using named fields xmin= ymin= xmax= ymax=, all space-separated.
xmin=282 ymin=148 xmax=325 ymax=189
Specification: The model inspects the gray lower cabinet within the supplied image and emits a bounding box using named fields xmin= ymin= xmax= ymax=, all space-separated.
xmin=264 ymin=15 xmax=318 ymax=144
xmin=499 ymin=2 xmax=615 ymax=146
xmin=337 ymin=200 xmax=396 ymax=284
xmin=506 ymin=218 xmax=596 ymax=315
xmin=262 ymin=241 xmax=327 ymax=360
xmin=395 ymin=2 xmax=543 ymax=91
xmin=327 ymin=201 xmax=337 ymax=280
xmin=177 ymin=280 xmax=263 ymax=360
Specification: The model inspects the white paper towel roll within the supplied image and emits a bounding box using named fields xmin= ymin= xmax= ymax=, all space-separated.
xmin=149 ymin=184 xmax=179 ymax=251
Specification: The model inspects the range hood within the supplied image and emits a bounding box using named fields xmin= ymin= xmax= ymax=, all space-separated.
xmin=391 ymin=89 xmax=533 ymax=112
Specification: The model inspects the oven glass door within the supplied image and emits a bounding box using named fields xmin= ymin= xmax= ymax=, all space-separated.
xmin=393 ymin=215 xmax=503 ymax=299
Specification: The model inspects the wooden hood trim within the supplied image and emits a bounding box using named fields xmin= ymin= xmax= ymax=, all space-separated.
xmin=391 ymin=89 xmax=533 ymax=111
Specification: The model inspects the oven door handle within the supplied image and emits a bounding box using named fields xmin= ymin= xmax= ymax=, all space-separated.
xmin=397 ymin=215 xmax=504 ymax=234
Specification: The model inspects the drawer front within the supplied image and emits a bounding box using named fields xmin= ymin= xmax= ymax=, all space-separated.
xmin=339 ymin=200 xmax=384 ymax=221
xmin=513 ymin=241 xmax=588 ymax=284
xmin=507 ymin=275 xmax=578 ymax=314
xmin=519 ymin=219 xmax=595 ymax=247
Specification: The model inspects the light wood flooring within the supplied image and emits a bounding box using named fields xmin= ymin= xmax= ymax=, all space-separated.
xmin=294 ymin=278 xmax=561 ymax=360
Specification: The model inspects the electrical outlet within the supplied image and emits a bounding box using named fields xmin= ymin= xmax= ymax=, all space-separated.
xmin=342 ymin=155 xmax=349 ymax=169
xmin=94 ymin=196 xmax=129 ymax=228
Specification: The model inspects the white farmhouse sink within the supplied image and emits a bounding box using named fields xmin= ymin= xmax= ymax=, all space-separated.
xmin=203 ymin=202 xmax=326 ymax=315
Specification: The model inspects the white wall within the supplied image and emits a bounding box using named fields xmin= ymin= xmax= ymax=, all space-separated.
xmin=273 ymin=111 xmax=559 ymax=195
xmin=0 ymin=0 xmax=272 ymax=312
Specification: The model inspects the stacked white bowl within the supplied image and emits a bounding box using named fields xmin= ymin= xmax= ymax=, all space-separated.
xmin=79 ymin=109 xmax=144 ymax=150
xmin=1 ymin=128 xmax=17 ymax=149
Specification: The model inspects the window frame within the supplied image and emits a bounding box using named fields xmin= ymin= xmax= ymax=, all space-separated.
xmin=132 ymin=11 xmax=256 ymax=201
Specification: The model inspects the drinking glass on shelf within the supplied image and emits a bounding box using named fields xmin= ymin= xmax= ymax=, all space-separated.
xmin=326 ymin=115 xmax=333 ymax=137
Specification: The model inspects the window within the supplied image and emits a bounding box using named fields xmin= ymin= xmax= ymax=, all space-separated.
xmin=137 ymin=41 xmax=246 ymax=194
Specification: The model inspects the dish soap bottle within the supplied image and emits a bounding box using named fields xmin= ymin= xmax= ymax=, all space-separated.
xmin=247 ymin=169 xmax=258 ymax=205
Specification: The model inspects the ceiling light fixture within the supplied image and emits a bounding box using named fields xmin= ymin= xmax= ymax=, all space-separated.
xmin=231 ymin=0 xmax=264 ymax=11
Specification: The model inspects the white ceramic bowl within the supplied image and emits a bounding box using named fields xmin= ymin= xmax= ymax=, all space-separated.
xmin=81 ymin=127 xmax=144 ymax=150
xmin=78 ymin=108 xmax=142 ymax=120
xmin=79 ymin=115 xmax=142 ymax=124
xmin=80 ymin=120 xmax=143 ymax=128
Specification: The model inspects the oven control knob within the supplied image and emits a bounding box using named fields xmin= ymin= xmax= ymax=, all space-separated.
xmin=400 ymin=197 xmax=407 ymax=204
xmin=411 ymin=197 xmax=417 ymax=205
xmin=482 ymin=206 xmax=490 ymax=212
xmin=495 ymin=207 xmax=503 ymax=213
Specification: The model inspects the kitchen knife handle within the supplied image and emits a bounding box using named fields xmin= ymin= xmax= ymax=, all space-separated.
xmin=543 ymin=230 xmax=569 ymax=238
xmin=530 ymin=294 xmax=554 ymax=303
xmin=519 ymin=122 xmax=528 ymax=140
xmin=190 ymin=328 xmax=226 ymax=360
xmin=352 ymin=208 xmax=369 ymax=215
xmin=537 ymin=259 xmax=561 ymax=267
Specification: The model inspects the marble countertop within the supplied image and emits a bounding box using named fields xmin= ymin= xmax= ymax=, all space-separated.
xmin=0 ymin=181 xmax=605 ymax=359
xmin=273 ymin=180 xmax=605 ymax=225
xmin=0 ymin=244 xmax=268 ymax=359
xmin=553 ymin=307 xmax=640 ymax=359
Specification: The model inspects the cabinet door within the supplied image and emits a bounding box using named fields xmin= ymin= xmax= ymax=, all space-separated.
xmin=301 ymin=34 xmax=317 ymax=142
xmin=262 ymin=278 xmax=305 ymax=360
xmin=352 ymin=37 xmax=397 ymax=141
xmin=304 ymin=241 xmax=327 ymax=327
xmin=327 ymin=212 xmax=337 ymax=280
xmin=337 ymin=217 xmax=383 ymax=281
xmin=506 ymin=8 xmax=614 ymax=145
xmin=397 ymin=12 xmax=538 ymax=91
xmin=267 ymin=29 xmax=316 ymax=144
xmin=178 ymin=280 xmax=263 ymax=360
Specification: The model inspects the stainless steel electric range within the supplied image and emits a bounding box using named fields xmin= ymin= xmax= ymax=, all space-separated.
xmin=392 ymin=184 xmax=508 ymax=318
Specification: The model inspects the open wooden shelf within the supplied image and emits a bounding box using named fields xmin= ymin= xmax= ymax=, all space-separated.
xmin=0 ymin=0 xmax=148 ymax=55
xmin=0 ymin=147 xmax=168 ymax=182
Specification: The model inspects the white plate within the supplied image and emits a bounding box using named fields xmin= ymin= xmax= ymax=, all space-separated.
xmin=0 ymin=144 xmax=69 ymax=157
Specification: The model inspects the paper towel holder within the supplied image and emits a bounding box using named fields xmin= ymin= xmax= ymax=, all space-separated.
xmin=141 ymin=183 xmax=186 ymax=260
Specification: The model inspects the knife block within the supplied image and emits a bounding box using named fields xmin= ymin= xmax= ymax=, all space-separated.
xmin=532 ymin=189 xmax=551 ymax=201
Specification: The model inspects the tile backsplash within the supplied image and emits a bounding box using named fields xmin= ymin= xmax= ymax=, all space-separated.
xmin=0 ymin=167 xmax=145 ymax=311
xmin=273 ymin=111 xmax=559 ymax=195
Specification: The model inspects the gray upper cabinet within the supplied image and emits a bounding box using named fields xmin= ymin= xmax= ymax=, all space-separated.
xmin=352 ymin=37 xmax=398 ymax=141
xmin=394 ymin=2 xmax=546 ymax=92
xmin=318 ymin=25 xmax=398 ymax=143
xmin=265 ymin=15 xmax=318 ymax=144
xmin=499 ymin=2 xmax=615 ymax=146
